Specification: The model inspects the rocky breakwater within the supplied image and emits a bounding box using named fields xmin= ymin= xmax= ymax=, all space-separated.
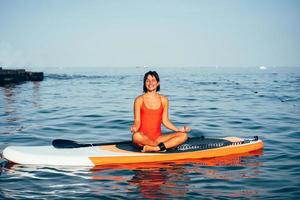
xmin=0 ymin=67 xmax=44 ymax=86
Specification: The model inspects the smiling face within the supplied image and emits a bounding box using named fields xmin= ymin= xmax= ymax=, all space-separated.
xmin=143 ymin=71 xmax=160 ymax=93
xmin=145 ymin=75 xmax=160 ymax=92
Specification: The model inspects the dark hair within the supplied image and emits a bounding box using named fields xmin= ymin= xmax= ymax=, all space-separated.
xmin=143 ymin=71 xmax=160 ymax=93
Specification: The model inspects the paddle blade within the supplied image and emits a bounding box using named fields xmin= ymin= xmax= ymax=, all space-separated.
xmin=52 ymin=139 xmax=86 ymax=148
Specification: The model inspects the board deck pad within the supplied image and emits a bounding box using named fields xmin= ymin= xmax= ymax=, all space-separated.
xmin=115 ymin=137 xmax=233 ymax=153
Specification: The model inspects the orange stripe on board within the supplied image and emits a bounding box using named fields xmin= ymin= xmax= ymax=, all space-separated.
xmin=91 ymin=149 xmax=263 ymax=170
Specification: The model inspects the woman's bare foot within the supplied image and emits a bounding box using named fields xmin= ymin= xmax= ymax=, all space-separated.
xmin=142 ymin=145 xmax=160 ymax=152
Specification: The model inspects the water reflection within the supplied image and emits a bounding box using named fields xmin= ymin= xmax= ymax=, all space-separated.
xmin=0 ymin=82 xmax=41 ymax=135
xmin=129 ymin=166 xmax=189 ymax=199
xmin=32 ymin=82 xmax=41 ymax=108
xmin=1 ymin=86 xmax=19 ymax=135
xmin=2 ymin=86 xmax=17 ymax=117
xmin=91 ymin=150 xmax=263 ymax=199
xmin=91 ymin=163 xmax=189 ymax=199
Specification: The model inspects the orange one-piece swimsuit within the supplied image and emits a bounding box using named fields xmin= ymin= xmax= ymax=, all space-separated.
xmin=138 ymin=99 xmax=163 ymax=141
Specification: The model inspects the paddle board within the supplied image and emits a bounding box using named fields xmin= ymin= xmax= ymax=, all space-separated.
xmin=2 ymin=137 xmax=263 ymax=166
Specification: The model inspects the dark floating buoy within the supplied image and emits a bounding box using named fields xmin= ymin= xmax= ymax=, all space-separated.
xmin=0 ymin=67 xmax=44 ymax=86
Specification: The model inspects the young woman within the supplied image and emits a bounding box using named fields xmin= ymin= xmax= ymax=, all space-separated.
xmin=131 ymin=71 xmax=191 ymax=152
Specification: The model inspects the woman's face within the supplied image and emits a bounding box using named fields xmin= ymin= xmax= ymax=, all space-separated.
xmin=145 ymin=75 xmax=160 ymax=92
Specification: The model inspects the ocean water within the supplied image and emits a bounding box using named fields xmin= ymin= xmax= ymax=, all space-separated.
xmin=0 ymin=66 xmax=299 ymax=199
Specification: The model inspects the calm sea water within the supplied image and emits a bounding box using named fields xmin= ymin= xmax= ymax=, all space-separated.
xmin=1 ymin=67 xmax=299 ymax=199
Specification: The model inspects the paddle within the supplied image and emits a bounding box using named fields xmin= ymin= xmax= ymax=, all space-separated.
xmin=52 ymin=139 xmax=131 ymax=149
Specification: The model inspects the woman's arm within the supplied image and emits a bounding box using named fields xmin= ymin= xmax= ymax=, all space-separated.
xmin=131 ymin=96 xmax=142 ymax=133
xmin=161 ymin=96 xmax=180 ymax=132
xmin=161 ymin=96 xmax=191 ymax=133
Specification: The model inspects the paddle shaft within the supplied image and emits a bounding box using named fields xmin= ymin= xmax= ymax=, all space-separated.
xmin=52 ymin=139 xmax=131 ymax=149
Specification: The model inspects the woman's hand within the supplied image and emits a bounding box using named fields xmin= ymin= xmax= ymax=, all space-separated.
xmin=178 ymin=126 xmax=191 ymax=133
xmin=130 ymin=125 xmax=138 ymax=134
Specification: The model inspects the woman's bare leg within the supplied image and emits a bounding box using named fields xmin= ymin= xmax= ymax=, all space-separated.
xmin=132 ymin=132 xmax=157 ymax=147
xmin=143 ymin=132 xmax=188 ymax=152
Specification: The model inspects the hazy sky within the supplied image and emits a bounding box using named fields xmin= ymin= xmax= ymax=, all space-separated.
xmin=0 ymin=0 xmax=299 ymax=68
